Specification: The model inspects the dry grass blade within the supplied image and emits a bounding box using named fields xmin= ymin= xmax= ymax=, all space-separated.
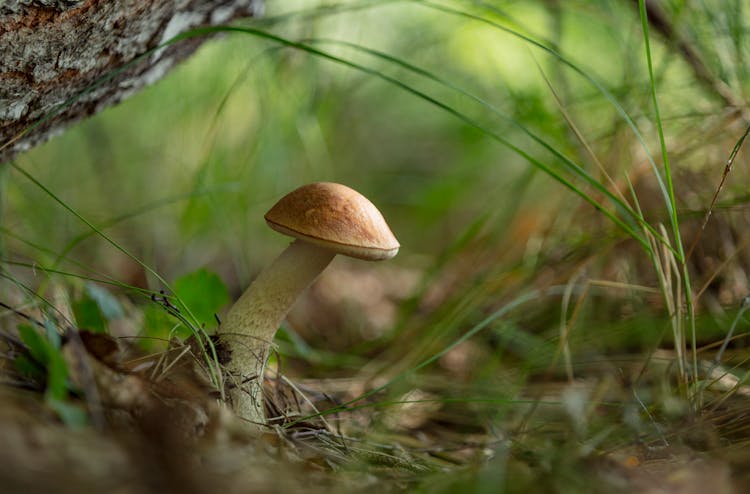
xmin=686 ymin=124 xmax=750 ymax=262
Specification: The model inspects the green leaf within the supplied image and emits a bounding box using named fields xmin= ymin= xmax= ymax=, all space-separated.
xmin=172 ymin=268 xmax=229 ymax=330
xmin=44 ymin=318 xmax=61 ymax=348
xmin=72 ymin=296 xmax=108 ymax=333
xmin=14 ymin=354 xmax=44 ymax=380
xmin=72 ymin=283 xmax=124 ymax=333
xmin=141 ymin=304 xmax=176 ymax=348
xmin=85 ymin=282 xmax=124 ymax=320
xmin=18 ymin=324 xmax=50 ymax=365
xmin=44 ymin=343 xmax=69 ymax=401
xmin=47 ymin=398 xmax=88 ymax=428
xmin=17 ymin=324 xmax=69 ymax=401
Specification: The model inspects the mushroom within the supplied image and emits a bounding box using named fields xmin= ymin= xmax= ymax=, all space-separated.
xmin=218 ymin=182 xmax=399 ymax=426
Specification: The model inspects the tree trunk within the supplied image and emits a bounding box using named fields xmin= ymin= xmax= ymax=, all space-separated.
xmin=0 ymin=0 xmax=262 ymax=163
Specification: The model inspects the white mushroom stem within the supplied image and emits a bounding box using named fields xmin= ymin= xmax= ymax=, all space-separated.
xmin=219 ymin=239 xmax=335 ymax=426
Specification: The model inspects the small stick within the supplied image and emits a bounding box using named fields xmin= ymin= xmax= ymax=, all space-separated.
xmin=686 ymin=124 xmax=750 ymax=262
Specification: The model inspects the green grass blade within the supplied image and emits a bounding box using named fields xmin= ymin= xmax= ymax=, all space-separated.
xmin=8 ymin=162 xmax=224 ymax=386
xmin=169 ymin=25 xmax=651 ymax=250
xmin=305 ymin=37 xmax=671 ymax=249
xmin=637 ymin=0 xmax=681 ymax=256
xmin=416 ymin=0 xmax=675 ymax=231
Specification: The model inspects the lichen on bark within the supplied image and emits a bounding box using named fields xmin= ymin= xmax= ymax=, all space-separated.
xmin=0 ymin=0 xmax=262 ymax=163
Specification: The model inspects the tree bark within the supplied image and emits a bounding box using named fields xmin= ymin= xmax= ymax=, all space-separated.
xmin=0 ymin=0 xmax=262 ymax=163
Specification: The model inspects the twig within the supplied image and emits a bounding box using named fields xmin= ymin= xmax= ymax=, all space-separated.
xmin=686 ymin=124 xmax=750 ymax=261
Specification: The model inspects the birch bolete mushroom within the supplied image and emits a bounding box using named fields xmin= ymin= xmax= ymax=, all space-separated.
xmin=218 ymin=182 xmax=399 ymax=426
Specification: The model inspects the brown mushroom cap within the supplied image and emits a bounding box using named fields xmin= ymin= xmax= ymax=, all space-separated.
xmin=264 ymin=182 xmax=400 ymax=261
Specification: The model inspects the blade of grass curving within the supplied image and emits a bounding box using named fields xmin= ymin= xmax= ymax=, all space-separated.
xmin=9 ymin=259 xmax=223 ymax=384
xmin=0 ymin=227 xmax=60 ymax=261
xmin=6 ymin=20 xmax=658 ymax=251
xmin=51 ymin=185 xmax=241 ymax=272
xmin=309 ymin=39 xmax=634 ymax=209
xmin=414 ymin=0 xmax=675 ymax=232
xmin=177 ymin=46 xmax=286 ymax=290
xmin=5 ymin=185 xmax=238 ymax=319
xmin=0 ymin=226 xmax=166 ymax=299
xmin=708 ymin=296 xmax=750 ymax=377
xmin=172 ymin=25 xmax=650 ymax=250
xmin=306 ymin=37 xmax=673 ymax=250
xmin=3 ymin=259 xmax=164 ymax=301
xmin=296 ymin=274 xmax=658 ymax=426
xmin=686 ymin=124 xmax=750 ymax=261
xmin=8 ymin=162 xmax=224 ymax=387
xmin=0 ymin=267 xmax=73 ymax=328
xmin=2 ymin=49 xmax=196 ymax=302
xmin=0 ymin=1 xmax=387 ymax=156
xmin=285 ymin=286 xmax=571 ymax=427
xmin=4 ymin=15 xmax=694 ymax=402
xmin=4 ymin=255 xmax=224 ymax=393
xmin=0 ymin=1 xmax=400 ymax=158
xmin=533 ymin=55 xmax=624 ymax=203
xmin=253 ymin=0 xmax=400 ymax=28
xmin=10 ymin=162 xmax=175 ymax=294
xmin=4 ymin=3 xmax=672 ymax=251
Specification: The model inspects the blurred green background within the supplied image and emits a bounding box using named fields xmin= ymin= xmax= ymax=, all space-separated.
xmin=5 ymin=0 xmax=750 ymax=489
xmin=4 ymin=0 xmax=750 ymax=465
xmin=6 ymin=1 xmax=651 ymax=283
